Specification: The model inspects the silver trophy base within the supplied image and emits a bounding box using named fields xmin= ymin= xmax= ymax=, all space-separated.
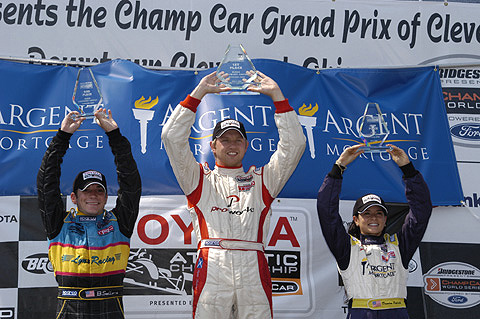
xmin=359 ymin=145 xmax=393 ymax=153
xmin=71 ymin=112 xmax=108 ymax=121
xmin=216 ymin=90 xmax=260 ymax=95
xmin=71 ymin=113 xmax=96 ymax=121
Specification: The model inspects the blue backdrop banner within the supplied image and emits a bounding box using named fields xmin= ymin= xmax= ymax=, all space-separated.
xmin=0 ymin=59 xmax=462 ymax=205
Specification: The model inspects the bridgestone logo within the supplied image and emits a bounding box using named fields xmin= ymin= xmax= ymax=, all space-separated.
xmin=437 ymin=268 xmax=475 ymax=275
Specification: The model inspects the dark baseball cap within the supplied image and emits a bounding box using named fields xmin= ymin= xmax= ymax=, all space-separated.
xmin=353 ymin=194 xmax=388 ymax=216
xmin=212 ymin=119 xmax=247 ymax=141
xmin=73 ymin=170 xmax=107 ymax=193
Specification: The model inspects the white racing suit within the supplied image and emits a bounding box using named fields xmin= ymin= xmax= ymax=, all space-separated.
xmin=317 ymin=163 xmax=432 ymax=319
xmin=162 ymin=95 xmax=305 ymax=319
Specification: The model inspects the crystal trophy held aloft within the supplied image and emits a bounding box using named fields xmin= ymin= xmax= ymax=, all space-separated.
xmin=72 ymin=67 xmax=104 ymax=119
xmin=216 ymin=44 xmax=258 ymax=94
xmin=358 ymin=102 xmax=392 ymax=153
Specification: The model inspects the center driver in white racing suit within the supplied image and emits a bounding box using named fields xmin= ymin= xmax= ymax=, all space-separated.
xmin=161 ymin=71 xmax=305 ymax=318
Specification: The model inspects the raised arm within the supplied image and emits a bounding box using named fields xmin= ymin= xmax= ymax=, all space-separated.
xmin=161 ymin=73 xmax=226 ymax=195
xmin=96 ymin=109 xmax=142 ymax=237
xmin=259 ymin=72 xmax=306 ymax=197
xmin=189 ymin=71 xmax=231 ymax=99
xmin=317 ymin=145 xmax=364 ymax=270
xmin=37 ymin=112 xmax=84 ymax=239
xmin=387 ymin=144 xmax=433 ymax=268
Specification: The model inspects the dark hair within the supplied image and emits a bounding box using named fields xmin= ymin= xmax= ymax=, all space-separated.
xmin=347 ymin=218 xmax=361 ymax=239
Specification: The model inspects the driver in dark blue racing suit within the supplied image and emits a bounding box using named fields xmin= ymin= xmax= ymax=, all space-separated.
xmin=317 ymin=144 xmax=432 ymax=319
xmin=37 ymin=109 xmax=141 ymax=318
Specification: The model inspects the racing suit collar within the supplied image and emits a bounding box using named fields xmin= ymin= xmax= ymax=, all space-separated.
xmin=359 ymin=234 xmax=385 ymax=245
xmin=214 ymin=165 xmax=245 ymax=177
xmin=71 ymin=209 xmax=110 ymax=221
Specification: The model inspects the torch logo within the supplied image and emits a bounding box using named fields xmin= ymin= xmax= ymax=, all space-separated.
xmin=298 ymin=103 xmax=318 ymax=159
xmin=133 ymin=96 xmax=158 ymax=154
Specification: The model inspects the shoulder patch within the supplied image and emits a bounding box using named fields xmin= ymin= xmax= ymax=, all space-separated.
xmin=202 ymin=162 xmax=211 ymax=174
xmin=105 ymin=210 xmax=117 ymax=221
xmin=385 ymin=233 xmax=399 ymax=246
xmin=350 ymin=235 xmax=360 ymax=246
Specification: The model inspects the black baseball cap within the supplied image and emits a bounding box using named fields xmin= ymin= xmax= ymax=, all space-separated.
xmin=353 ymin=194 xmax=388 ymax=216
xmin=212 ymin=119 xmax=247 ymax=141
xmin=73 ymin=170 xmax=107 ymax=193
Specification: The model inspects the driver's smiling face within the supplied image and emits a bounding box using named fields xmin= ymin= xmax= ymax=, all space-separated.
xmin=211 ymin=130 xmax=248 ymax=168
xmin=71 ymin=184 xmax=108 ymax=216
xmin=353 ymin=206 xmax=387 ymax=236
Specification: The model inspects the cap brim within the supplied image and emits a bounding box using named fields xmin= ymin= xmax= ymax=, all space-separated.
xmin=358 ymin=203 xmax=388 ymax=215
xmin=78 ymin=181 xmax=106 ymax=192
xmin=215 ymin=128 xmax=247 ymax=139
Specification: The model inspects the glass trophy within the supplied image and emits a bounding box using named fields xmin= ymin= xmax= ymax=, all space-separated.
xmin=72 ymin=67 xmax=104 ymax=119
xmin=216 ymin=44 xmax=259 ymax=94
xmin=358 ymin=102 xmax=392 ymax=153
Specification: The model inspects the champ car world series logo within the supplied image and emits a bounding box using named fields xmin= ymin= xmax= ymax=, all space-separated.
xmin=423 ymin=261 xmax=480 ymax=309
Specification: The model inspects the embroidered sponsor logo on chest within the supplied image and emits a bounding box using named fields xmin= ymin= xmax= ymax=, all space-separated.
xmin=235 ymin=175 xmax=253 ymax=183
xmin=60 ymin=254 xmax=121 ymax=266
xmin=235 ymin=175 xmax=255 ymax=192
xmin=238 ymin=183 xmax=254 ymax=192
xmin=210 ymin=206 xmax=254 ymax=216
xmin=382 ymin=250 xmax=396 ymax=262
xmin=98 ymin=225 xmax=114 ymax=236
xmin=362 ymin=262 xmax=397 ymax=278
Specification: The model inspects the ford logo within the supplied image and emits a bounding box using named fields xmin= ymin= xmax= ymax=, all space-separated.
xmin=448 ymin=295 xmax=468 ymax=304
xmin=450 ymin=123 xmax=480 ymax=141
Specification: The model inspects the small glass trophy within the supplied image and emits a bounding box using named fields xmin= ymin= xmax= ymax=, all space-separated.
xmin=358 ymin=102 xmax=392 ymax=153
xmin=216 ymin=44 xmax=259 ymax=94
xmin=72 ymin=67 xmax=104 ymax=119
